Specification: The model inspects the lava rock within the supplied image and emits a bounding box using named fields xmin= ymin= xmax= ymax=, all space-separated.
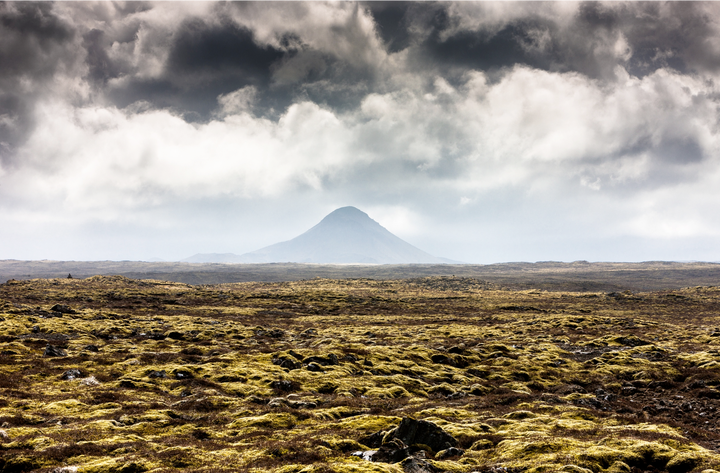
xmin=306 ymin=362 xmax=324 ymax=372
xmin=272 ymin=356 xmax=302 ymax=370
xmin=270 ymin=379 xmax=298 ymax=392
xmin=430 ymin=354 xmax=455 ymax=366
xmin=166 ymin=331 xmax=184 ymax=340
xmin=147 ymin=370 xmax=167 ymax=379
xmin=44 ymin=345 xmax=67 ymax=357
xmin=82 ymin=344 xmax=100 ymax=352
xmin=61 ymin=369 xmax=83 ymax=380
xmin=50 ymin=304 xmax=76 ymax=314
xmin=288 ymin=350 xmax=304 ymax=360
xmin=388 ymin=417 xmax=458 ymax=452
xmin=361 ymin=430 xmax=387 ymax=448
xmin=175 ymin=370 xmax=194 ymax=379
xmin=399 ymin=456 xmax=441 ymax=473
xmin=373 ymin=438 xmax=411 ymax=463
xmin=435 ymin=447 xmax=465 ymax=459
xmin=304 ymin=354 xmax=339 ymax=366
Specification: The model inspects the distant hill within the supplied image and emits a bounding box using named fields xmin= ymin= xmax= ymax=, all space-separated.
xmin=182 ymin=206 xmax=454 ymax=264
xmin=181 ymin=253 xmax=245 ymax=263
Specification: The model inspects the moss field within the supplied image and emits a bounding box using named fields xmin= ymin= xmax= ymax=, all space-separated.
xmin=2 ymin=275 xmax=720 ymax=473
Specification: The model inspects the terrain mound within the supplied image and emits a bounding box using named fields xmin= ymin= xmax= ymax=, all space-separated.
xmin=184 ymin=206 xmax=450 ymax=264
xmin=1 ymin=276 xmax=720 ymax=472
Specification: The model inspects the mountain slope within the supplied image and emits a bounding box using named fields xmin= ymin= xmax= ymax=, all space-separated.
xmin=237 ymin=207 xmax=448 ymax=264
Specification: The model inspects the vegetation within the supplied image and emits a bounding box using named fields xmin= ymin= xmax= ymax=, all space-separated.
xmin=2 ymin=260 xmax=720 ymax=290
xmin=2 ymin=275 xmax=720 ymax=472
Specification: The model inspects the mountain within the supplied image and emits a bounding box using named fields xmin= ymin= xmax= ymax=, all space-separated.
xmin=181 ymin=206 xmax=453 ymax=264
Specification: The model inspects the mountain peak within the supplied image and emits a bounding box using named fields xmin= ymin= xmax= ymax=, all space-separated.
xmin=320 ymin=206 xmax=369 ymax=222
xmin=182 ymin=207 xmax=453 ymax=264
xmin=238 ymin=206 xmax=447 ymax=264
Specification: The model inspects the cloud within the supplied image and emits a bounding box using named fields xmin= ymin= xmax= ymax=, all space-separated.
xmin=3 ymin=1 xmax=720 ymax=261
xmin=0 ymin=2 xmax=83 ymax=164
xmin=4 ymin=62 xmax=718 ymax=222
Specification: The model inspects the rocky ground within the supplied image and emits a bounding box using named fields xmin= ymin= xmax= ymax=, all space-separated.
xmin=2 ymin=275 xmax=720 ymax=473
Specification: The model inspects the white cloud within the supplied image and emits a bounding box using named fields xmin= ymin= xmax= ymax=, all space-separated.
xmin=5 ymin=64 xmax=720 ymax=231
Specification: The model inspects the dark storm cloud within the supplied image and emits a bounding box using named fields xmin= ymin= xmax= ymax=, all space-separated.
xmin=167 ymin=18 xmax=281 ymax=75
xmin=0 ymin=2 xmax=77 ymax=163
xmin=403 ymin=2 xmax=628 ymax=81
xmin=363 ymin=1 xmax=414 ymax=53
xmin=394 ymin=2 xmax=720 ymax=83
xmin=83 ymin=28 xmax=118 ymax=85
xmin=97 ymin=4 xmax=383 ymax=121
xmin=106 ymin=17 xmax=287 ymax=120
xmin=621 ymin=3 xmax=720 ymax=77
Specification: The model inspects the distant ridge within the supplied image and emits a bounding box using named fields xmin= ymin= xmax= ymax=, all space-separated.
xmin=182 ymin=253 xmax=242 ymax=263
xmin=182 ymin=206 xmax=453 ymax=264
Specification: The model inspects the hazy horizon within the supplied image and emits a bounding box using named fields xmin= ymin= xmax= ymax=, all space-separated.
xmin=2 ymin=2 xmax=720 ymax=264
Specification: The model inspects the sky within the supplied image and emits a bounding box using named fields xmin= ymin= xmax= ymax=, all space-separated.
xmin=1 ymin=1 xmax=720 ymax=263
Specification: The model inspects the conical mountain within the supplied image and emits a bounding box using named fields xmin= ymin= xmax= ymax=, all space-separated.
xmin=237 ymin=206 xmax=447 ymax=264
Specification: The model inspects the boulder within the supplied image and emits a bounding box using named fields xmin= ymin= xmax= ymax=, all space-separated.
xmin=174 ymin=370 xmax=194 ymax=379
xmin=399 ymin=457 xmax=440 ymax=473
xmin=50 ymin=304 xmax=76 ymax=314
xmin=388 ymin=418 xmax=458 ymax=452
xmin=372 ymin=438 xmax=411 ymax=463
xmin=44 ymin=345 xmax=67 ymax=357
xmin=270 ymin=380 xmax=298 ymax=392
xmin=61 ymin=369 xmax=83 ymax=380
xmin=272 ymin=356 xmax=301 ymax=370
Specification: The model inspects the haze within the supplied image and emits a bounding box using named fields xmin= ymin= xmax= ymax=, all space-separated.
xmin=2 ymin=2 xmax=720 ymax=263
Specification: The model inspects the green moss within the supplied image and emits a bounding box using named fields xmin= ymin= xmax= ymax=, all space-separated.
xmin=559 ymin=466 xmax=593 ymax=473
xmin=504 ymin=410 xmax=536 ymax=420
xmin=469 ymin=439 xmax=494 ymax=451
xmin=579 ymin=444 xmax=643 ymax=470
xmin=314 ymin=406 xmax=367 ymax=421
xmin=666 ymin=452 xmax=702 ymax=473
xmin=79 ymin=457 xmax=155 ymax=473
xmin=43 ymin=399 xmax=89 ymax=414
xmin=364 ymin=386 xmax=411 ymax=399
xmin=605 ymin=461 xmax=632 ymax=473
xmin=228 ymin=413 xmax=297 ymax=430
xmin=332 ymin=415 xmax=400 ymax=432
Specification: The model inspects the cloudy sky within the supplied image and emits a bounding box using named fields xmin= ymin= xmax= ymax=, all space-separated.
xmin=1 ymin=1 xmax=720 ymax=263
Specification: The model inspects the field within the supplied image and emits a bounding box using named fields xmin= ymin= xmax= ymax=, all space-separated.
xmin=2 ymin=260 xmax=720 ymax=291
xmin=2 ymin=274 xmax=720 ymax=473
